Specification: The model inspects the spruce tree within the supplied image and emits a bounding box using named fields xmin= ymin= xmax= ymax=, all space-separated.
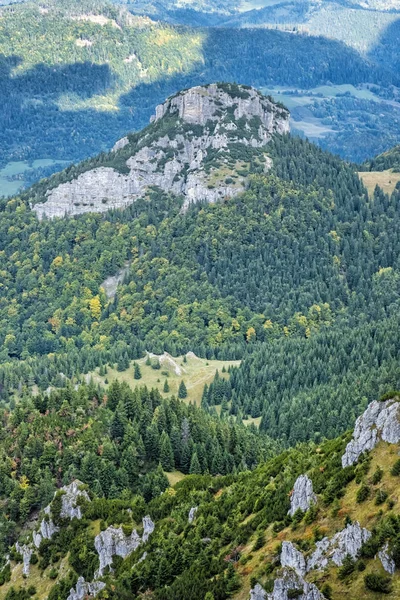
xmin=163 ymin=379 xmax=170 ymax=393
xmin=189 ymin=451 xmax=201 ymax=475
xmin=159 ymin=432 xmax=174 ymax=472
xmin=133 ymin=362 xmax=142 ymax=380
xmin=178 ymin=380 xmax=188 ymax=399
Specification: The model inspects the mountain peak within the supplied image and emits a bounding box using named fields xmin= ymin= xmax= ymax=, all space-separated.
xmin=31 ymin=83 xmax=289 ymax=219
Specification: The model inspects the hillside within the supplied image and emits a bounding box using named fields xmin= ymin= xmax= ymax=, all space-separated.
xmin=2 ymin=392 xmax=400 ymax=599
xmin=0 ymin=0 xmax=398 ymax=195
xmin=363 ymin=145 xmax=400 ymax=173
xmin=1 ymin=84 xmax=400 ymax=447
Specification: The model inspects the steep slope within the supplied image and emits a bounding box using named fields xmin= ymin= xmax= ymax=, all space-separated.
xmin=363 ymin=145 xmax=400 ymax=172
xmin=3 ymin=391 xmax=400 ymax=599
xmin=31 ymin=84 xmax=289 ymax=219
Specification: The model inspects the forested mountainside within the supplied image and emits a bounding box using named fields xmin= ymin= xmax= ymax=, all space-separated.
xmin=364 ymin=146 xmax=400 ymax=172
xmin=1 ymin=84 xmax=400 ymax=450
xmin=3 ymin=392 xmax=400 ymax=600
xmin=0 ymin=0 xmax=398 ymax=194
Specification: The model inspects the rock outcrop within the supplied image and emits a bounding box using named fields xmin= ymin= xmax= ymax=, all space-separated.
xmin=267 ymin=568 xmax=325 ymax=600
xmin=95 ymin=516 xmax=154 ymax=577
xmin=250 ymin=583 xmax=267 ymax=600
xmin=67 ymin=577 xmax=106 ymax=600
xmin=378 ymin=542 xmax=396 ymax=575
xmin=281 ymin=541 xmax=307 ymax=576
xmin=15 ymin=543 xmax=32 ymax=577
xmin=188 ymin=506 xmax=198 ymax=524
xmin=307 ymin=522 xmax=371 ymax=570
xmin=289 ymin=475 xmax=317 ymax=516
xmin=60 ymin=480 xmax=90 ymax=520
xmin=32 ymin=83 xmax=289 ymax=219
xmin=33 ymin=506 xmax=59 ymax=548
xmin=342 ymin=398 xmax=400 ymax=467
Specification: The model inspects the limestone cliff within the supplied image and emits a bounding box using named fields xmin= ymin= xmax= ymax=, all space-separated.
xmin=342 ymin=397 xmax=400 ymax=467
xmin=32 ymin=83 xmax=289 ymax=219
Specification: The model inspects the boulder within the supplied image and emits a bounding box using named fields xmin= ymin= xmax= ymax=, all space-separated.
xmin=188 ymin=506 xmax=198 ymax=524
xmin=250 ymin=583 xmax=267 ymax=599
xmin=267 ymin=568 xmax=325 ymax=600
xmin=342 ymin=398 xmax=400 ymax=467
xmin=289 ymin=475 xmax=317 ymax=517
xmin=378 ymin=542 xmax=396 ymax=575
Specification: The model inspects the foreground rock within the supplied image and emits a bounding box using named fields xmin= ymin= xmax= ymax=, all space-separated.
xmin=281 ymin=541 xmax=307 ymax=576
xmin=378 ymin=542 xmax=396 ymax=575
xmin=252 ymin=568 xmax=325 ymax=600
xmin=32 ymin=83 xmax=289 ymax=219
xmin=289 ymin=474 xmax=317 ymax=516
xmin=60 ymin=480 xmax=91 ymax=520
xmin=307 ymin=522 xmax=371 ymax=570
xmin=342 ymin=397 xmax=400 ymax=467
xmin=33 ymin=506 xmax=59 ymax=548
xmin=67 ymin=577 xmax=106 ymax=600
xmin=15 ymin=543 xmax=32 ymax=577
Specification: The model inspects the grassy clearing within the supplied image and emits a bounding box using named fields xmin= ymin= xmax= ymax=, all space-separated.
xmin=166 ymin=470 xmax=186 ymax=486
xmin=359 ymin=169 xmax=400 ymax=197
xmin=0 ymin=555 xmax=70 ymax=600
xmin=89 ymin=352 xmax=241 ymax=406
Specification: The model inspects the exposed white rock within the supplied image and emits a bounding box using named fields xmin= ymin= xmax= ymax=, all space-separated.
xmin=281 ymin=541 xmax=307 ymax=576
xmin=378 ymin=542 xmax=396 ymax=575
xmin=342 ymin=398 xmax=400 ymax=467
xmin=60 ymin=480 xmax=90 ymax=520
xmin=15 ymin=543 xmax=32 ymax=577
xmin=95 ymin=515 xmax=154 ymax=577
xmin=289 ymin=475 xmax=317 ymax=516
xmin=33 ymin=507 xmax=59 ymax=548
xmin=188 ymin=506 xmax=198 ymax=524
xmin=67 ymin=577 xmax=106 ymax=600
xmin=33 ymin=84 xmax=289 ymax=220
xmin=101 ymin=265 xmax=129 ymax=299
xmin=250 ymin=583 xmax=267 ymax=600
xmin=267 ymin=568 xmax=325 ymax=600
xmin=307 ymin=522 xmax=371 ymax=570
xmin=147 ymin=351 xmax=185 ymax=376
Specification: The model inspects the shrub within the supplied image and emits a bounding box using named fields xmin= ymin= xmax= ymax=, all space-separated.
xmin=356 ymin=484 xmax=370 ymax=503
xmin=321 ymin=584 xmax=333 ymax=599
xmin=375 ymin=489 xmax=388 ymax=505
xmin=379 ymin=390 xmax=400 ymax=402
xmin=338 ymin=554 xmax=355 ymax=579
xmin=364 ymin=572 xmax=392 ymax=593
xmin=391 ymin=459 xmax=400 ymax=476
xmin=371 ymin=467 xmax=383 ymax=485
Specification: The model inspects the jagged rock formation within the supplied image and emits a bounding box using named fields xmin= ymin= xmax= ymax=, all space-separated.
xmin=15 ymin=543 xmax=32 ymax=577
xmin=342 ymin=398 xmax=400 ymax=467
xmin=378 ymin=542 xmax=396 ymax=575
xmin=95 ymin=516 xmax=154 ymax=577
xmin=307 ymin=522 xmax=371 ymax=570
xmin=33 ymin=506 xmax=59 ymax=548
xmin=60 ymin=480 xmax=90 ymax=520
xmin=267 ymin=568 xmax=325 ymax=600
xmin=250 ymin=583 xmax=267 ymax=600
xmin=281 ymin=541 xmax=307 ymax=576
xmin=67 ymin=577 xmax=106 ymax=600
xmin=288 ymin=475 xmax=317 ymax=516
xmin=32 ymin=83 xmax=289 ymax=219
xmin=188 ymin=506 xmax=198 ymax=524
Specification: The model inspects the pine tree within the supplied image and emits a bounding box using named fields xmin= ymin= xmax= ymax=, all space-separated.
xmin=178 ymin=380 xmax=188 ymax=399
xmin=163 ymin=379 xmax=170 ymax=393
xmin=133 ymin=362 xmax=142 ymax=380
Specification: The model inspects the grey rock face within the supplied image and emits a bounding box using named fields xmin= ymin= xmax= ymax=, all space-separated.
xmin=33 ymin=84 xmax=289 ymax=220
xmin=267 ymin=568 xmax=325 ymax=600
xmin=60 ymin=480 xmax=90 ymax=520
xmin=15 ymin=543 xmax=32 ymax=577
xmin=289 ymin=475 xmax=317 ymax=516
xmin=307 ymin=522 xmax=371 ymax=570
xmin=378 ymin=542 xmax=396 ymax=575
xmin=188 ymin=506 xmax=198 ymax=524
xmin=250 ymin=583 xmax=267 ymax=600
xmin=33 ymin=509 xmax=59 ymax=548
xmin=95 ymin=515 xmax=154 ymax=577
xmin=342 ymin=398 xmax=400 ymax=467
xmin=281 ymin=541 xmax=307 ymax=576
xmin=67 ymin=576 xmax=106 ymax=600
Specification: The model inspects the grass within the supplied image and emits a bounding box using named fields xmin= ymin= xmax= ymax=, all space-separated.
xmin=165 ymin=470 xmax=186 ymax=486
xmin=0 ymin=554 xmax=70 ymax=600
xmin=89 ymin=352 xmax=240 ymax=406
xmin=358 ymin=170 xmax=400 ymax=197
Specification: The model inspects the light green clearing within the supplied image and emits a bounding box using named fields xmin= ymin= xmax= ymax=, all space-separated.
xmin=0 ymin=159 xmax=69 ymax=197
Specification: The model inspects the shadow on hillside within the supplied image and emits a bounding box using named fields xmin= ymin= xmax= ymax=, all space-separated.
xmin=367 ymin=17 xmax=400 ymax=75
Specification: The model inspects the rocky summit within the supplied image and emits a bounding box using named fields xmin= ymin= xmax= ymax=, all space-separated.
xmin=31 ymin=83 xmax=289 ymax=219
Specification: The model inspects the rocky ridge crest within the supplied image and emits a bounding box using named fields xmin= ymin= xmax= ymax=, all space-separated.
xmin=32 ymin=83 xmax=289 ymax=219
